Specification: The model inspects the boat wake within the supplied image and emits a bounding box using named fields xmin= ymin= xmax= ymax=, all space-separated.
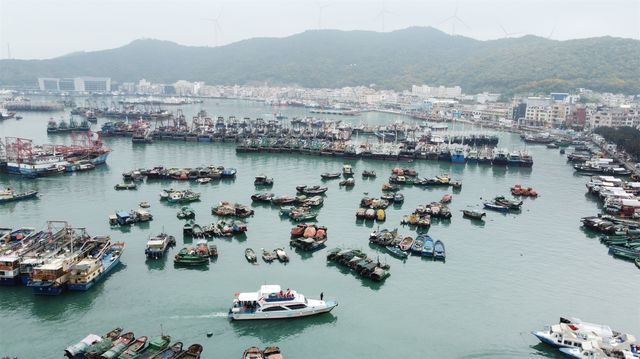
xmin=169 ymin=312 xmax=228 ymax=319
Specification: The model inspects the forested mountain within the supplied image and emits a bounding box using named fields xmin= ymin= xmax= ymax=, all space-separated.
xmin=1 ymin=27 xmax=638 ymax=94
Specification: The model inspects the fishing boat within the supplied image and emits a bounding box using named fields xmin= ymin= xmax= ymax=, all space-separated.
xmin=441 ymin=194 xmax=452 ymax=203
xmin=245 ymin=248 xmax=257 ymax=263
xmin=243 ymin=347 xmax=263 ymax=359
xmin=320 ymin=172 xmax=341 ymax=179
xmin=152 ymin=342 xmax=183 ymax=359
xmin=433 ymin=240 xmax=445 ymax=260
xmin=274 ymin=248 xmax=289 ymax=262
xmin=254 ymin=175 xmax=274 ymax=186
xmin=393 ymin=193 xmax=404 ymax=203
xmin=174 ymin=344 xmax=203 ymax=359
xmin=130 ymin=335 xmax=171 ymax=359
xmin=263 ymin=347 xmax=283 ymax=359
xmin=114 ymin=183 xmax=137 ymax=190
xmin=228 ymin=285 xmax=338 ymax=320
xmin=173 ymin=247 xmax=209 ymax=266
xmin=251 ymin=192 xmax=274 ymax=202
xmin=67 ymin=241 xmax=125 ymax=291
xmin=410 ymin=236 xmax=425 ymax=254
xmin=386 ymin=245 xmax=408 ymax=259
xmin=342 ymin=164 xmax=354 ymax=176
xmin=271 ymin=196 xmax=297 ymax=206
xmin=0 ymin=188 xmax=38 ymax=203
xmin=608 ymin=246 xmax=640 ymax=261
xmin=382 ymin=183 xmax=399 ymax=192
xmin=221 ymin=168 xmax=237 ymax=178
xmin=462 ymin=210 xmax=486 ymax=220
xmin=119 ymin=336 xmax=148 ymax=359
xmin=494 ymin=196 xmax=523 ymax=210
xmin=339 ymin=178 xmax=355 ymax=187
xmin=262 ymin=249 xmax=275 ymax=263
xmin=65 ymin=327 xmax=123 ymax=358
xmin=195 ymin=177 xmax=211 ymax=184
xmin=299 ymin=185 xmax=328 ymax=195
xmin=511 ymin=184 xmax=538 ymax=197
xmin=398 ymin=236 xmax=414 ymax=251
xmin=483 ymin=202 xmax=509 ymax=213
xmin=139 ymin=202 xmax=151 ymax=208
xmin=177 ymin=206 xmax=195 ymax=219
xmin=422 ymin=236 xmax=435 ymax=257
xmin=362 ymin=170 xmax=376 ymax=178
xmin=145 ymin=233 xmax=176 ymax=259
xmin=100 ymin=332 xmax=135 ymax=359
xmin=183 ymin=220 xmax=195 ymax=234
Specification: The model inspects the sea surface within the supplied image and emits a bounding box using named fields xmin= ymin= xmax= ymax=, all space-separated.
xmin=0 ymin=98 xmax=638 ymax=358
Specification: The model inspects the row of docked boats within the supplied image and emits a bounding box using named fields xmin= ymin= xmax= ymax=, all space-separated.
xmin=212 ymin=201 xmax=255 ymax=218
xmin=401 ymin=202 xmax=452 ymax=229
xmin=122 ymin=165 xmax=237 ymax=182
xmin=0 ymin=223 xmax=125 ymax=295
xmin=65 ymin=327 xmax=202 ymax=359
xmin=183 ymin=219 xmax=248 ymax=238
xmin=242 ymin=346 xmax=283 ymax=359
xmin=248 ymin=248 xmax=289 ymax=264
xmin=251 ymin=192 xmax=324 ymax=207
xmin=46 ymin=116 xmax=91 ymax=133
xmin=369 ymin=229 xmax=445 ymax=260
xmin=532 ymin=317 xmax=638 ymax=359
xmin=585 ymin=175 xmax=640 ymax=218
xmin=326 ymin=248 xmax=390 ymax=282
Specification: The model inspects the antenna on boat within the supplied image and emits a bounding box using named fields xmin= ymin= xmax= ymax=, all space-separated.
xmin=160 ymin=324 xmax=164 ymax=336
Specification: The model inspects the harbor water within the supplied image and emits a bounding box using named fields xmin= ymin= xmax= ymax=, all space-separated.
xmin=0 ymin=99 xmax=638 ymax=358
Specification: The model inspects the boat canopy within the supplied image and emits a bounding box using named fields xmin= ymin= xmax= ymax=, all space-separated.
xmin=238 ymin=292 xmax=260 ymax=302
xmin=116 ymin=211 xmax=130 ymax=218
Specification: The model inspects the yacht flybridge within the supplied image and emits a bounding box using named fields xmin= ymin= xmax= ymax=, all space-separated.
xmin=228 ymin=285 xmax=337 ymax=320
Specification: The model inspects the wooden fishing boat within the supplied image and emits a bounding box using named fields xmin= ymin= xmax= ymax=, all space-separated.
xmin=251 ymin=192 xmax=274 ymax=202
xmin=174 ymin=248 xmax=209 ymax=266
xmin=422 ymin=236 xmax=435 ymax=257
xmin=177 ymin=206 xmax=195 ymax=219
xmin=300 ymin=185 xmax=328 ymax=195
xmin=483 ymin=202 xmax=509 ymax=213
xmin=150 ymin=341 xmax=183 ymax=359
xmin=119 ymin=336 xmax=148 ymax=359
xmin=381 ymin=193 xmax=395 ymax=201
xmin=386 ymin=245 xmax=408 ymax=259
xmin=362 ymin=170 xmax=376 ymax=178
xmin=410 ymin=236 xmax=425 ymax=253
xmin=320 ymin=172 xmax=341 ymax=179
xmin=339 ymin=178 xmax=355 ymax=187
xmin=133 ymin=335 xmax=171 ymax=359
xmin=0 ymin=189 xmax=38 ymax=203
xmin=381 ymin=183 xmax=399 ymax=192
xmin=139 ymin=201 xmax=151 ymax=208
xmin=262 ymin=249 xmax=275 ymax=263
xmin=174 ymin=344 xmax=203 ymax=359
xmin=245 ymin=248 xmax=257 ymax=263
xmin=290 ymin=224 xmax=307 ymax=238
xmin=398 ymin=236 xmax=414 ymax=251
xmin=195 ymin=177 xmax=211 ymax=184
xmin=433 ymin=240 xmax=446 ymax=260
xmin=274 ymin=248 xmax=289 ymax=262
xmin=494 ymin=196 xmax=523 ymax=210
xmin=462 ymin=210 xmax=486 ymax=220
xmin=393 ymin=193 xmax=404 ymax=203
xmin=254 ymin=175 xmax=274 ymax=186
xmin=441 ymin=194 xmax=452 ymax=203
xmin=114 ymin=183 xmax=137 ymax=190
xmin=100 ymin=332 xmax=135 ymax=359
xmin=290 ymin=211 xmax=318 ymax=222
xmin=262 ymin=346 xmax=283 ymax=359
xmin=243 ymin=347 xmax=263 ymax=359
xmin=271 ymin=196 xmax=296 ymax=206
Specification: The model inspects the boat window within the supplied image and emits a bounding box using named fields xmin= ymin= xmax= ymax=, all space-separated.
xmin=286 ymin=304 xmax=307 ymax=310
xmin=262 ymin=306 xmax=286 ymax=312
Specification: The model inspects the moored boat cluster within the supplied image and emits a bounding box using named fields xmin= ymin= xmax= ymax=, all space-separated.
xmin=326 ymin=248 xmax=390 ymax=282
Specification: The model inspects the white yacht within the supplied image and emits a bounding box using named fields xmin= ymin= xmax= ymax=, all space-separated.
xmin=228 ymin=285 xmax=337 ymax=320
xmin=532 ymin=317 xmax=637 ymax=350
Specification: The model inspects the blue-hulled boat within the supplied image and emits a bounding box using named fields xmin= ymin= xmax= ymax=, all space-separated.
xmin=450 ymin=148 xmax=466 ymax=164
xmin=221 ymin=168 xmax=237 ymax=178
xmin=386 ymin=245 xmax=408 ymax=259
xmin=410 ymin=235 xmax=425 ymax=254
xmin=67 ymin=241 xmax=125 ymax=291
xmin=434 ymin=240 xmax=446 ymax=260
xmin=422 ymin=236 xmax=435 ymax=257
xmin=483 ymin=201 xmax=509 ymax=213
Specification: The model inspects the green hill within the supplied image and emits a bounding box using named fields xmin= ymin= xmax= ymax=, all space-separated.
xmin=1 ymin=27 xmax=639 ymax=94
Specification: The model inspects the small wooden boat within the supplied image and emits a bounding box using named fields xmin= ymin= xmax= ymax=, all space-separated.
xmin=262 ymin=248 xmax=275 ymax=262
xmin=263 ymin=346 xmax=283 ymax=359
xmin=114 ymin=183 xmax=137 ymax=190
xmin=275 ymin=248 xmax=289 ymax=262
xmin=393 ymin=193 xmax=404 ymax=203
xmin=195 ymin=177 xmax=211 ymax=184
xmin=245 ymin=248 xmax=257 ymax=263
xmin=177 ymin=206 xmax=196 ymax=219
xmin=0 ymin=189 xmax=38 ymax=203
xmin=174 ymin=344 xmax=203 ymax=359
xmin=339 ymin=178 xmax=355 ymax=187
xmin=381 ymin=193 xmax=395 ymax=201
xmin=433 ymin=239 xmax=446 ymax=260
xmin=411 ymin=236 xmax=425 ymax=253
xmin=254 ymin=175 xmax=274 ymax=186
xmin=362 ymin=170 xmax=376 ymax=178
xmin=271 ymin=196 xmax=296 ymax=206
xmin=441 ymin=194 xmax=452 ymax=203
xmin=300 ymin=185 xmax=328 ymax=195
xmin=139 ymin=201 xmax=151 ymax=208
xmin=251 ymin=192 xmax=274 ymax=202
xmin=243 ymin=346 xmax=263 ymax=359
xmin=494 ymin=196 xmax=523 ymax=210
xmin=421 ymin=236 xmax=434 ymax=257
xmin=382 ymin=183 xmax=399 ymax=192
xmin=398 ymin=236 xmax=414 ymax=251
xmin=484 ymin=202 xmax=509 ymax=213
xmin=321 ymin=172 xmax=341 ymax=179
xmin=462 ymin=210 xmax=486 ymax=220
xmin=151 ymin=341 xmax=183 ymax=359
xmin=386 ymin=245 xmax=409 ymax=259
xmin=119 ymin=336 xmax=148 ymax=359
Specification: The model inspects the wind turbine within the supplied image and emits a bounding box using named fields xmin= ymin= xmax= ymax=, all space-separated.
xmin=201 ymin=11 xmax=223 ymax=47
xmin=374 ymin=1 xmax=396 ymax=32
xmin=317 ymin=1 xmax=331 ymax=30
xmin=499 ymin=24 xmax=521 ymax=39
xmin=440 ymin=6 xmax=470 ymax=36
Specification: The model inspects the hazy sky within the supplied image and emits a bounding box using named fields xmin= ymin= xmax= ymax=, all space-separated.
xmin=1 ymin=0 xmax=638 ymax=59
